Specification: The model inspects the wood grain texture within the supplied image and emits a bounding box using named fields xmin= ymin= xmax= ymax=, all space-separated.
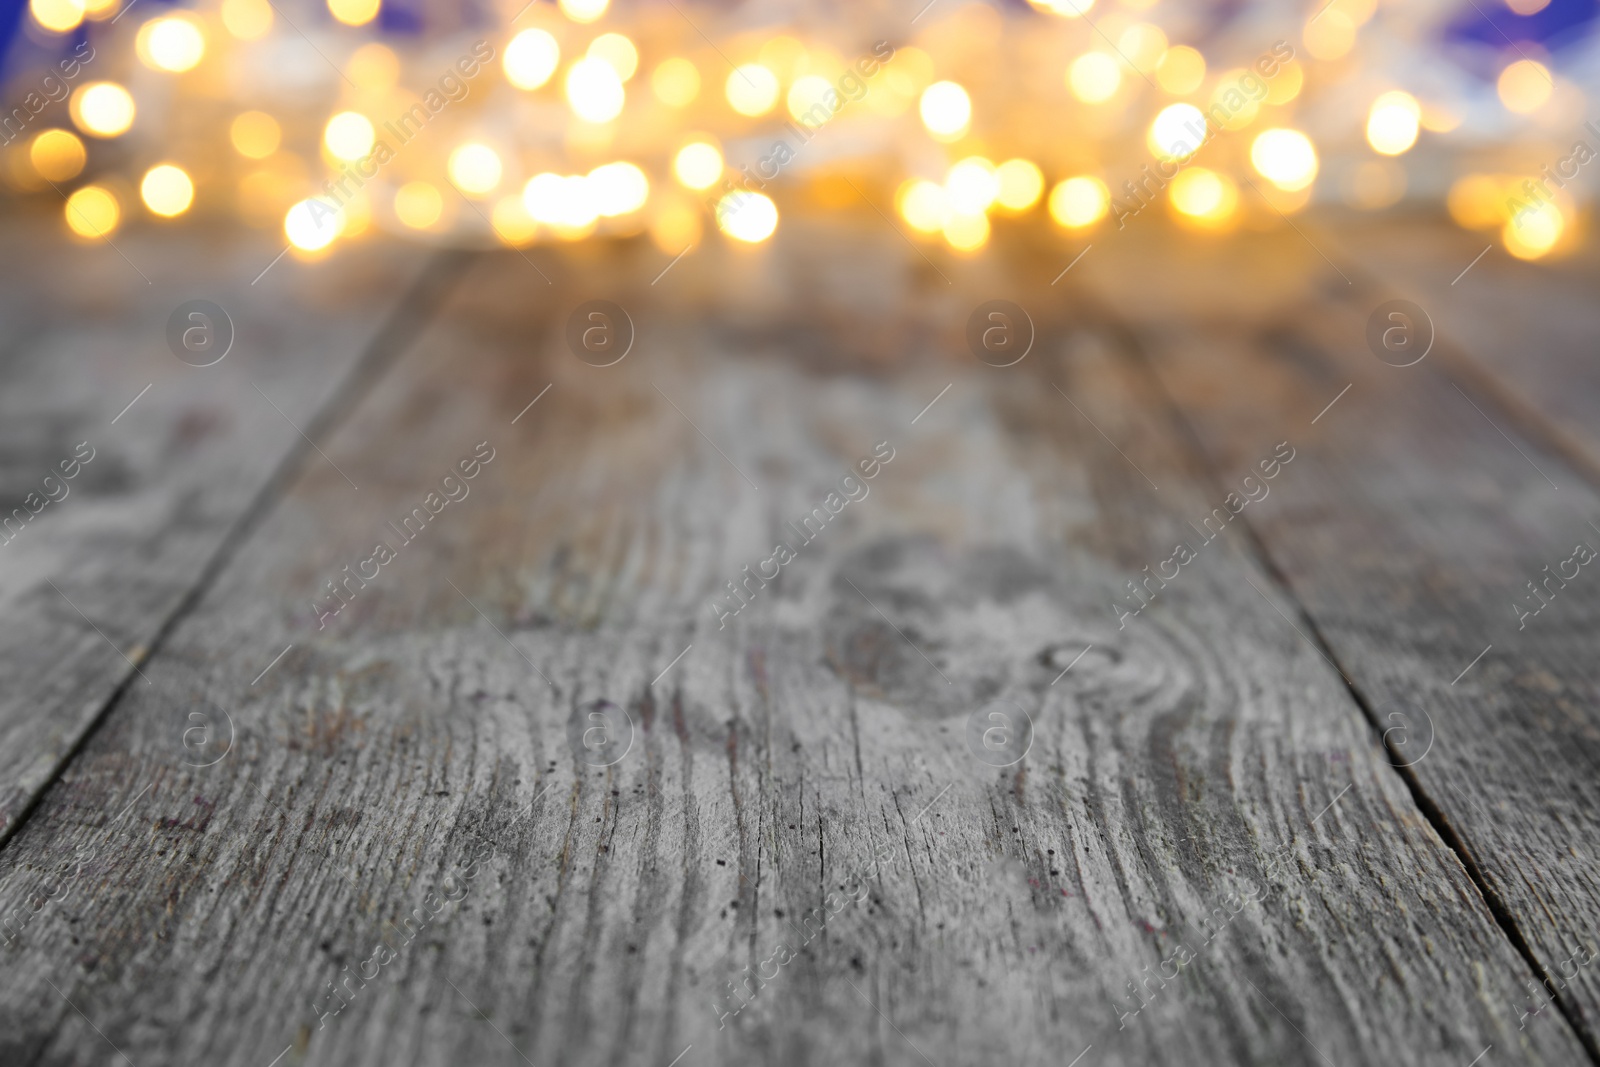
xmin=0 ymin=212 xmax=444 ymax=838
xmin=0 ymin=223 xmax=1586 ymax=1067
xmin=1073 ymin=218 xmax=1600 ymax=1056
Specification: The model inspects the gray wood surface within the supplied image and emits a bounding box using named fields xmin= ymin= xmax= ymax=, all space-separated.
xmin=0 ymin=222 xmax=1591 ymax=1067
xmin=0 ymin=212 xmax=444 ymax=840
xmin=1074 ymin=219 xmax=1600 ymax=1057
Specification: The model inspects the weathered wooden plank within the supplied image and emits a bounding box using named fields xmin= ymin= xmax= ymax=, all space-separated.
xmin=0 ymin=226 xmax=1585 ymax=1067
xmin=1073 ymin=218 xmax=1600 ymax=1056
xmin=0 ymin=215 xmax=449 ymax=839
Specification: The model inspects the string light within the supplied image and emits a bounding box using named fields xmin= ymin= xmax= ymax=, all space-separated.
xmin=141 ymin=164 xmax=195 ymax=217
xmin=1367 ymin=92 xmax=1420 ymax=156
xmin=137 ymin=15 xmax=206 ymax=72
xmin=652 ymin=58 xmax=700 ymax=107
xmin=70 ymin=82 xmax=135 ymax=138
xmin=324 ymin=112 xmax=375 ymax=161
xmin=231 ymin=111 xmax=281 ymax=159
xmin=717 ymin=192 xmax=778 ymax=242
xmin=220 ymin=0 xmax=272 ymax=40
xmin=64 ymin=185 xmax=119 ymax=238
xmin=327 ymin=0 xmax=380 ymax=28
xmin=920 ymin=81 xmax=971 ymax=140
xmin=449 ymin=143 xmax=504 ymax=196
xmin=726 ymin=65 xmax=780 ymax=117
xmin=672 ymin=141 xmax=723 ymax=190
xmin=1048 ymin=176 xmax=1109 ymax=228
xmin=589 ymin=34 xmax=639 ymax=82
xmin=30 ymin=0 xmax=84 ymax=34
xmin=30 ymin=130 xmax=86 ymax=181
xmin=559 ymin=0 xmax=608 ymax=24
xmin=505 ymin=29 xmax=560 ymax=90
xmin=994 ymin=159 xmax=1045 ymax=212
xmin=1069 ymin=53 xmax=1121 ymax=104
xmin=1251 ymin=129 xmax=1319 ymax=191
xmin=567 ymin=57 xmax=626 ymax=123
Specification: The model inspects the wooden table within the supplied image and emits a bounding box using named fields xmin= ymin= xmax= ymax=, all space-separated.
xmin=2 ymin=207 xmax=1598 ymax=1067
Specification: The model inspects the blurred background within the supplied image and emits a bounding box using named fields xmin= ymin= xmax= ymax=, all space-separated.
xmin=0 ymin=0 xmax=1596 ymax=264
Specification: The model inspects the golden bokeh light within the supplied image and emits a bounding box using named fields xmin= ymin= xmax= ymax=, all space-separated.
xmin=672 ymin=141 xmax=723 ymax=190
xmin=1148 ymin=103 xmax=1205 ymax=160
xmin=726 ymin=64 xmax=780 ymax=117
xmin=1448 ymin=174 xmax=1504 ymax=230
xmin=1266 ymin=60 xmax=1304 ymax=104
xmin=349 ymin=43 xmax=400 ymax=91
xmin=787 ymin=75 xmax=836 ymax=123
xmin=559 ymin=0 xmax=609 ymax=24
xmin=898 ymin=179 xmax=949 ymax=233
xmin=70 ymin=83 xmax=135 ymax=138
xmin=1168 ymin=167 xmax=1238 ymax=225
xmin=220 ymin=0 xmax=272 ymax=39
xmin=649 ymin=197 xmax=701 ymax=253
xmin=323 ymin=112 xmax=375 ymax=161
xmin=1251 ymin=128 xmax=1318 ymax=191
xmin=31 ymin=0 xmax=83 ymax=34
xmin=1504 ymin=201 xmax=1563 ymax=259
xmin=1157 ymin=45 xmax=1206 ymax=95
xmin=505 ymin=29 xmax=560 ymax=90
xmin=717 ymin=191 xmax=778 ymax=242
xmin=65 ymin=185 xmax=119 ymax=239
xmin=29 ymin=129 xmax=85 ymax=181
xmin=1118 ymin=24 xmax=1168 ymax=72
xmin=568 ymin=56 xmax=627 ymax=122
xmin=449 ymin=143 xmax=504 ymax=195
xmin=230 ymin=111 xmax=281 ymax=159
xmin=491 ymin=195 xmax=538 ymax=246
xmin=137 ymin=15 xmax=206 ymax=73
xmin=328 ymin=0 xmax=379 ymax=27
xmin=1048 ymin=176 xmax=1109 ymax=228
xmin=994 ymin=158 xmax=1045 ymax=212
xmin=652 ymin=57 xmax=701 ymax=107
xmin=524 ymin=172 xmax=600 ymax=231
xmin=286 ymin=197 xmax=344 ymax=250
xmin=920 ymin=81 xmax=971 ymax=140
xmin=1366 ymin=91 xmax=1420 ymax=156
xmin=945 ymin=157 xmax=999 ymax=214
xmin=1304 ymin=10 xmax=1356 ymax=61
xmin=1498 ymin=59 xmax=1553 ymax=114
xmin=943 ymin=211 xmax=990 ymax=252
xmin=394 ymin=181 xmax=444 ymax=230
xmin=1069 ymin=53 xmax=1121 ymax=104
xmin=141 ymin=163 xmax=194 ymax=217
xmin=588 ymin=161 xmax=649 ymax=216
xmin=589 ymin=33 xmax=639 ymax=82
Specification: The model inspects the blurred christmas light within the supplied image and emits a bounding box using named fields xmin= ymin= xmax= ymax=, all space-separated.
xmin=1504 ymin=202 xmax=1563 ymax=259
xmin=1069 ymin=53 xmax=1121 ymax=104
xmin=1049 ymin=176 xmax=1109 ymax=228
xmin=1498 ymin=60 xmax=1553 ymax=114
xmin=898 ymin=179 xmax=949 ymax=233
xmin=141 ymin=163 xmax=194 ymax=217
xmin=672 ymin=141 xmax=722 ymax=190
xmin=505 ymin=29 xmax=560 ymax=90
xmin=324 ymin=112 xmax=375 ymax=161
xmin=394 ymin=182 xmax=444 ymax=230
xmin=717 ymin=192 xmax=777 ymax=242
xmin=1251 ymin=129 xmax=1318 ymax=191
xmin=1168 ymin=167 xmax=1237 ymax=226
xmin=726 ymin=64 xmax=780 ymax=117
xmin=920 ymin=81 xmax=971 ymax=140
xmin=29 ymin=129 xmax=85 ymax=181
xmin=64 ymin=185 xmax=118 ymax=238
xmin=589 ymin=34 xmax=639 ymax=82
xmin=994 ymin=159 xmax=1044 ymax=212
xmin=651 ymin=58 xmax=700 ymax=107
xmin=943 ymin=210 xmax=989 ymax=252
xmin=1149 ymin=104 xmax=1204 ymax=160
xmin=220 ymin=0 xmax=272 ymax=40
xmin=327 ymin=0 xmax=380 ymax=28
xmin=70 ymin=83 xmax=135 ymax=138
xmin=559 ymin=0 xmax=609 ymax=24
xmin=1156 ymin=46 xmax=1205 ymax=95
xmin=449 ymin=143 xmax=503 ymax=196
xmin=231 ymin=111 xmax=280 ymax=159
xmin=137 ymin=15 xmax=206 ymax=73
xmin=1367 ymin=92 xmax=1420 ymax=156
xmin=945 ymin=157 xmax=999 ymax=214
xmin=349 ymin=43 xmax=400 ymax=91
xmin=1304 ymin=11 xmax=1356 ymax=61
xmin=588 ymin=161 xmax=649 ymax=216
xmin=568 ymin=57 xmax=626 ymax=123
xmin=31 ymin=0 xmax=84 ymax=35
xmin=286 ymin=198 xmax=343 ymax=250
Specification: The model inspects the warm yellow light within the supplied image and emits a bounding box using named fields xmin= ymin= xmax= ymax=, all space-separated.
xmin=589 ymin=161 xmax=649 ymax=216
xmin=70 ymin=83 xmax=135 ymax=138
xmin=1208 ymin=69 xmax=1261 ymax=130
xmin=920 ymin=81 xmax=971 ymax=139
xmin=1251 ymin=128 xmax=1319 ymax=191
xmin=220 ymin=0 xmax=272 ymax=39
xmin=567 ymin=57 xmax=626 ymax=122
xmin=1504 ymin=202 xmax=1563 ymax=259
xmin=1498 ymin=60 xmax=1552 ymax=114
xmin=559 ymin=0 xmax=608 ymax=23
xmin=138 ymin=15 xmax=206 ymax=73
xmin=649 ymin=197 xmax=701 ymax=253
xmin=1366 ymin=91 xmax=1420 ymax=156
xmin=140 ymin=163 xmax=194 ymax=217
xmin=1448 ymin=174 xmax=1504 ymax=230
xmin=1029 ymin=0 xmax=1096 ymax=16
xmin=31 ymin=0 xmax=83 ymax=34
xmin=1168 ymin=167 xmax=1237 ymax=223
xmin=1148 ymin=103 xmax=1205 ymax=160
xmin=230 ymin=111 xmax=280 ymax=159
xmin=505 ymin=29 xmax=560 ymax=90
xmin=1069 ymin=53 xmax=1121 ymax=104
xmin=81 ymin=0 xmax=115 ymax=19
xmin=672 ymin=141 xmax=722 ymax=190
xmin=1119 ymin=24 xmax=1167 ymax=71
xmin=652 ymin=57 xmax=700 ymax=107
xmin=1048 ymin=176 xmax=1109 ymax=228
xmin=64 ymin=185 xmax=118 ymax=238
xmin=349 ymin=43 xmax=400 ymax=91
xmin=491 ymin=195 xmax=538 ymax=246
xmin=1157 ymin=45 xmax=1205 ymax=95
xmin=449 ymin=143 xmax=503 ymax=195
xmin=589 ymin=33 xmax=638 ymax=82
xmin=994 ymin=158 xmax=1044 ymax=212
xmin=394 ymin=181 xmax=443 ymax=230
xmin=1304 ymin=10 xmax=1355 ymax=60
xmin=945 ymin=157 xmax=999 ymax=215
xmin=286 ymin=197 xmax=344 ymax=250
xmin=943 ymin=211 xmax=989 ymax=252
xmin=717 ymin=191 xmax=778 ymax=242
xmin=898 ymin=179 xmax=949 ymax=233
xmin=1267 ymin=61 xmax=1304 ymax=105
xmin=523 ymin=172 xmax=600 ymax=230
xmin=323 ymin=112 xmax=375 ymax=161
xmin=726 ymin=64 xmax=780 ymax=117
xmin=29 ymin=129 xmax=85 ymax=181
xmin=1507 ymin=0 xmax=1550 ymax=13
xmin=787 ymin=75 xmax=836 ymax=122
xmin=328 ymin=0 xmax=379 ymax=27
